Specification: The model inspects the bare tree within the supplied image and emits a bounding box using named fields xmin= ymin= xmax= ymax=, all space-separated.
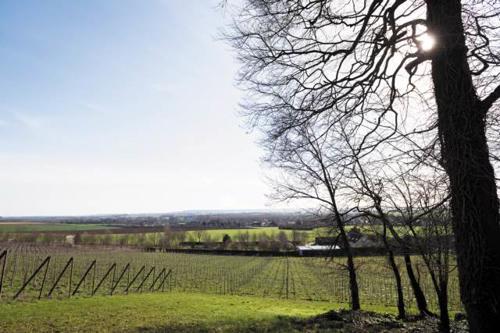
xmin=162 ymin=226 xmax=174 ymax=248
xmin=277 ymin=230 xmax=291 ymax=250
xmin=172 ymin=231 xmax=187 ymax=248
xmin=237 ymin=231 xmax=250 ymax=249
xmin=195 ymin=230 xmax=207 ymax=243
xmin=201 ymin=232 xmax=214 ymax=244
xmin=341 ymin=134 xmax=437 ymax=319
xmin=352 ymin=154 xmax=453 ymax=330
xmin=392 ymin=175 xmax=454 ymax=332
xmin=225 ymin=1 xmax=500 ymax=330
xmin=269 ymin=126 xmax=361 ymax=310
xmin=291 ymin=229 xmax=307 ymax=245
xmin=257 ymin=232 xmax=271 ymax=250
xmin=360 ymin=209 xmax=408 ymax=319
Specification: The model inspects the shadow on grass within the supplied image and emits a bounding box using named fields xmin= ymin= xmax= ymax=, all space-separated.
xmin=128 ymin=309 xmax=471 ymax=333
xmin=127 ymin=310 xmax=424 ymax=333
xmin=128 ymin=317 xmax=308 ymax=333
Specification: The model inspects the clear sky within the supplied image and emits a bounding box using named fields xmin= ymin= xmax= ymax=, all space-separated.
xmin=0 ymin=0 xmax=272 ymax=216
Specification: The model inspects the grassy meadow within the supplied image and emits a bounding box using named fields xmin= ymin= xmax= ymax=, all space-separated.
xmin=0 ymin=291 xmax=383 ymax=333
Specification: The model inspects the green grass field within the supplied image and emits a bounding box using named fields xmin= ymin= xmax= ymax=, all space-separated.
xmin=0 ymin=223 xmax=115 ymax=233
xmin=185 ymin=226 xmax=325 ymax=241
xmin=0 ymin=291 xmax=390 ymax=332
xmin=73 ymin=226 xmax=325 ymax=247
xmin=0 ymin=292 xmax=333 ymax=332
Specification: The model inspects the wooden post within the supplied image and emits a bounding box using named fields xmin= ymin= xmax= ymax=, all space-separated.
xmin=136 ymin=267 xmax=155 ymax=292
xmin=125 ymin=265 xmax=145 ymax=293
xmin=13 ymin=256 xmax=51 ymax=300
xmin=68 ymin=258 xmax=73 ymax=298
xmin=111 ymin=263 xmax=130 ymax=295
xmin=38 ymin=257 xmax=51 ymax=300
xmin=0 ymin=250 xmax=7 ymax=297
xmin=158 ymin=269 xmax=172 ymax=292
xmin=47 ymin=257 xmax=73 ymax=298
xmin=72 ymin=260 xmax=96 ymax=296
xmin=92 ymin=263 xmax=116 ymax=296
xmin=149 ymin=268 xmax=165 ymax=291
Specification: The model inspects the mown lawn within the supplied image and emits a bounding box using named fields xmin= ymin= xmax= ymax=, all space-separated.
xmin=0 ymin=292 xmax=397 ymax=332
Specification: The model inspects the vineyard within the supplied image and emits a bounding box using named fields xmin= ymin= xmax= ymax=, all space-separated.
xmin=0 ymin=243 xmax=461 ymax=312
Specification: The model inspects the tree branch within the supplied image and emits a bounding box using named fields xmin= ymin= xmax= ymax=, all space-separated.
xmin=481 ymin=84 xmax=500 ymax=111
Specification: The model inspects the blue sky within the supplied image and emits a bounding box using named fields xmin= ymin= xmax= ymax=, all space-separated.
xmin=0 ymin=0 xmax=271 ymax=216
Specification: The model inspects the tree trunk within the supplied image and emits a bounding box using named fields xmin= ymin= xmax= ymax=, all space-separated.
xmin=403 ymin=254 xmax=433 ymax=316
xmin=438 ymin=282 xmax=450 ymax=333
xmin=337 ymin=224 xmax=360 ymax=310
xmin=346 ymin=251 xmax=360 ymax=310
xmin=387 ymin=248 xmax=406 ymax=319
xmin=330 ymin=189 xmax=360 ymax=310
xmin=378 ymin=212 xmax=432 ymax=316
xmin=381 ymin=222 xmax=406 ymax=319
xmin=427 ymin=1 xmax=500 ymax=331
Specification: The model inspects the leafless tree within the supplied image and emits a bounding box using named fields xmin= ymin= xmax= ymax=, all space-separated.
xmin=201 ymin=232 xmax=214 ymax=244
xmin=291 ymin=229 xmax=307 ymax=245
xmin=172 ymin=231 xmax=187 ymax=247
xmin=237 ymin=231 xmax=250 ymax=249
xmin=195 ymin=230 xmax=207 ymax=243
xmin=162 ymin=226 xmax=174 ymax=248
xmin=338 ymin=128 xmax=439 ymax=319
xmin=268 ymin=125 xmax=361 ymax=310
xmin=349 ymin=143 xmax=453 ymax=330
xmin=277 ymin=230 xmax=292 ymax=250
xmin=363 ymin=214 xmax=407 ymax=319
xmin=225 ymin=1 xmax=500 ymax=330
xmin=417 ymin=208 xmax=453 ymax=332
xmin=389 ymin=174 xmax=454 ymax=332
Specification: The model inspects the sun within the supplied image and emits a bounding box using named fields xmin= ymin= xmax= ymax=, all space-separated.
xmin=418 ymin=33 xmax=436 ymax=52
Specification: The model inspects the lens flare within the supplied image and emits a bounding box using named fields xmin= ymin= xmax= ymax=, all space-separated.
xmin=419 ymin=33 xmax=435 ymax=52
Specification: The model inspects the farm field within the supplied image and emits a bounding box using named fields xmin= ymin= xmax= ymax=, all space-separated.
xmin=186 ymin=226 xmax=312 ymax=240
xmin=0 ymin=223 xmax=115 ymax=233
xmin=62 ymin=226 xmax=323 ymax=247
xmin=0 ymin=223 xmax=434 ymax=249
xmin=0 ymin=245 xmax=461 ymax=313
xmin=75 ymin=225 xmax=429 ymax=247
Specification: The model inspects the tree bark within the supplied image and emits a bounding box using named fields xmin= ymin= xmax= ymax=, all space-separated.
xmin=384 ymin=242 xmax=406 ymax=318
xmin=338 ymin=225 xmax=361 ymax=310
xmin=438 ymin=281 xmax=450 ymax=333
xmin=378 ymin=219 xmax=406 ymax=318
xmin=377 ymin=210 xmax=432 ymax=316
xmin=427 ymin=1 xmax=500 ymax=331
xmin=403 ymin=254 xmax=433 ymax=317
